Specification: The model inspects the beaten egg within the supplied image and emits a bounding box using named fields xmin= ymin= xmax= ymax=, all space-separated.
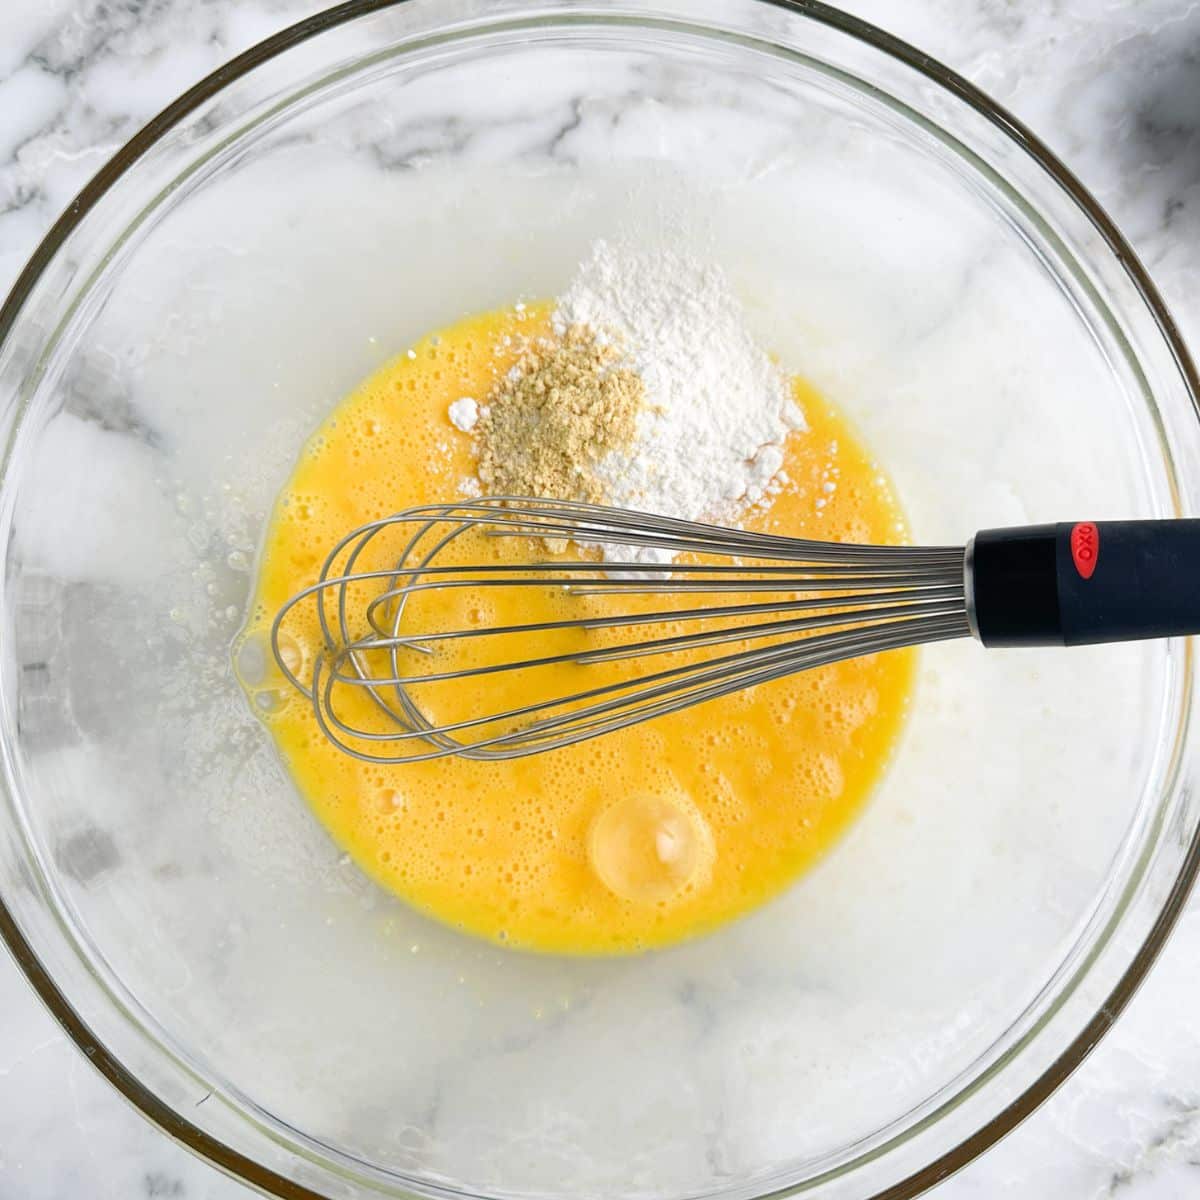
xmin=239 ymin=305 xmax=915 ymax=954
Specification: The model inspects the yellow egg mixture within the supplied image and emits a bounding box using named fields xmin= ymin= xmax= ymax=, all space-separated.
xmin=242 ymin=305 xmax=914 ymax=954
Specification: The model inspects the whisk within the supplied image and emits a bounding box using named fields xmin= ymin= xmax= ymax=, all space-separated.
xmin=270 ymin=498 xmax=1200 ymax=763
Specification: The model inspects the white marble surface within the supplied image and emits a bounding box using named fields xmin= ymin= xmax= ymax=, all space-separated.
xmin=2 ymin=1 xmax=1200 ymax=1197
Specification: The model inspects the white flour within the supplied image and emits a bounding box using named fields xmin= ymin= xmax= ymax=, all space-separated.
xmin=447 ymin=396 xmax=479 ymax=432
xmin=554 ymin=240 xmax=803 ymax=522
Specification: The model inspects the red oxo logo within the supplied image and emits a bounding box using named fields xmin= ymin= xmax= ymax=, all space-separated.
xmin=1070 ymin=522 xmax=1099 ymax=580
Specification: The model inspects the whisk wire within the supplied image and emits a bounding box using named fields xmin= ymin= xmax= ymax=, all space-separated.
xmin=331 ymin=593 xmax=966 ymax=688
xmin=309 ymin=605 xmax=968 ymax=762
xmin=270 ymin=498 xmax=971 ymax=762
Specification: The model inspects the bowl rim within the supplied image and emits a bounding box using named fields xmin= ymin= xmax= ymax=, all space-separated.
xmin=1 ymin=1 xmax=1199 ymax=1198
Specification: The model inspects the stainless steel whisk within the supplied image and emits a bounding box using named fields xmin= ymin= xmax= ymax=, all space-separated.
xmin=271 ymin=498 xmax=1200 ymax=763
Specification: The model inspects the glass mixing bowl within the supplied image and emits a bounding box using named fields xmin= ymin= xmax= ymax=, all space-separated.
xmin=1 ymin=1 xmax=1198 ymax=1197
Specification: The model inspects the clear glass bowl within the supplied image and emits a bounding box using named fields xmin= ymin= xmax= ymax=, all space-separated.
xmin=1 ymin=2 xmax=1197 ymax=1198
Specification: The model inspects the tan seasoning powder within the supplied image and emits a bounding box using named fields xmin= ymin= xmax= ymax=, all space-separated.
xmin=477 ymin=323 xmax=644 ymax=502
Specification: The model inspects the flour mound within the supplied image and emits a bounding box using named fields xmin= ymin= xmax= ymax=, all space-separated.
xmin=553 ymin=240 xmax=804 ymax=525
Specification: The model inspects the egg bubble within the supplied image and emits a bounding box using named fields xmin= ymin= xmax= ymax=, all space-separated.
xmin=275 ymin=631 xmax=304 ymax=677
xmin=234 ymin=631 xmax=269 ymax=687
xmin=588 ymin=789 xmax=713 ymax=904
xmin=235 ymin=628 xmax=308 ymax=695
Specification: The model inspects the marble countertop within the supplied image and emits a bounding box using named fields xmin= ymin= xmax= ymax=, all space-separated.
xmin=2 ymin=1 xmax=1200 ymax=1197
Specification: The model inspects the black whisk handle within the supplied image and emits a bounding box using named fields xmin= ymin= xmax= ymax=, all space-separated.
xmin=969 ymin=520 xmax=1200 ymax=648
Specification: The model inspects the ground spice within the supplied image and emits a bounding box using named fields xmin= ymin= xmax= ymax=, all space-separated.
xmin=476 ymin=323 xmax=644 ymax=503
